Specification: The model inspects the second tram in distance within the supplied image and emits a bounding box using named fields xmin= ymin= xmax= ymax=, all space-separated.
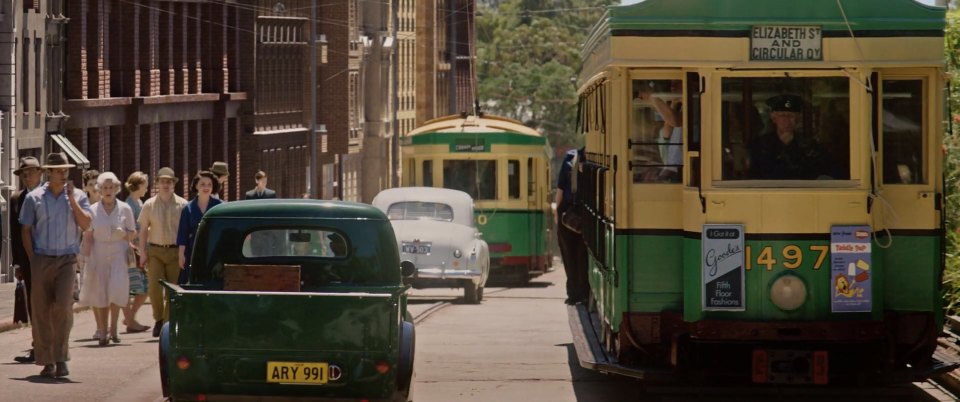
xmin=401 ymin=114 xmax=552 ymax=283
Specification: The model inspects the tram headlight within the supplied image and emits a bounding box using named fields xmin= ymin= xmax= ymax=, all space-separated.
xmin=769 ymin=274 xmax=807 ymax=311
xmin=453 ymin=249 xmax=463 ymax=259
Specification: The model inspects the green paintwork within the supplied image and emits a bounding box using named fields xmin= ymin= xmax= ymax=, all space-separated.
xmin=476 ymin=209 xmax=548 ymax=267
xmin=583 ymin=0 xmax=945 ymax=61
xmin=403 ymin=132 xmax=548 ymax=148
xmin=590 ymin=232 xmax=941 ymax=330
xmin=164 ymin=200 xmax=411 ymax=400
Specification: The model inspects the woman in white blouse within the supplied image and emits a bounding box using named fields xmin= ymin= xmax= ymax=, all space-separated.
xmin=78 ymin=172 xmax=137 ymax=346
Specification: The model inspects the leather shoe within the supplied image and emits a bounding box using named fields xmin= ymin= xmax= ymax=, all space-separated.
xmin=39 ymin=364 xmax=56 ymax=378
xmin=13 ymin=349 xmax=34 ymax=364
xmin=152 ymin=320 xmax=163 ymax=338
xmin=55 ymin=362 xmax=69 ymax=377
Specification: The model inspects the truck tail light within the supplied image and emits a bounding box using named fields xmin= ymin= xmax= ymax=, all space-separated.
xmin=177 ymin=356 xmax=191 ymax=370
xmin=752 ymin=350 xmax=768 ymax=384
xmin=813 ymin=351 xmax=828 ymax=384
xmin=376 ymin=361 xmax=390 ymax=374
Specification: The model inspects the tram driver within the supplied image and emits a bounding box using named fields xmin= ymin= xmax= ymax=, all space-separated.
xmin=747 ymin=94 xmax=830 ymax=180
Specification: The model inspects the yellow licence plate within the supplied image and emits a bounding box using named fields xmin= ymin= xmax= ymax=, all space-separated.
xmin=266 ymin=362 xmax=328 ymax=384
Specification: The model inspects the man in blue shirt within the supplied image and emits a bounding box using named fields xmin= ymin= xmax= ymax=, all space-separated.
xmin=555 ymin=148 xmax=588 ymax=305
xmin=20 ymin=153 xmax=92 ymax=378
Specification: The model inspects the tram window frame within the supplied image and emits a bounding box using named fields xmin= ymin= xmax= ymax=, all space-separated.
xmin=717 ymin=74 xmax=853 ymax=185
xmin=880 ymin=78 xmax=926 ymax=185
xmin=629 ymin=78 xmax=685 ymax=184
xmin=508 ymin=159 xmax=520 ymax=199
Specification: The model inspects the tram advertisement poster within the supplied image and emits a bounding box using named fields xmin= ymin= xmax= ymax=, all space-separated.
xmin=830 ymin=225 xmax=872 ymax=313
xmin=702 ymin=224 xmax=745 ymax=311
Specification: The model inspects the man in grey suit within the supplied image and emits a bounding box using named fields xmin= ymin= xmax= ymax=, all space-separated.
xmin=245 ymin=171 xmax=277 ymax=200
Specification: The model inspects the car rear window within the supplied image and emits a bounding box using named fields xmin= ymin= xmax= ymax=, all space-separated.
xmin=241 ymin=229 xmax=349 ymax=258
xmin=386 ymin=201 xmax=454 ymax=222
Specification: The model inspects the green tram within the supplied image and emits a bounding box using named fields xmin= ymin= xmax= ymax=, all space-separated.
xmin=401 ymin=114 xmax=552 ymax=282
xmin=567 ymin=0 xmax=956 ymax=385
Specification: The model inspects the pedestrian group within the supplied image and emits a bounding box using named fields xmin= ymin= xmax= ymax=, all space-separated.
xmin=9 ymin=156 xmax=278 ymax=378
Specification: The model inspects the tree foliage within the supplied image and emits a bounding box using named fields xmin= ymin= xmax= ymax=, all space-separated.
xmin=943 ymin=9 xmax=960 ymax=313
xmin=476 ymin=0 xmax=616 ymax=149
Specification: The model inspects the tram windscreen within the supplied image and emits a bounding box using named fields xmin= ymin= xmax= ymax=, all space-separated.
xmin=443 ymin=160 xmax=497 ymax=200
xmin=720 ymin=77 xmax=850 ymax=181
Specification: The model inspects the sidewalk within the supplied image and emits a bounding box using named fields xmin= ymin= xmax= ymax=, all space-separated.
xmin=0 ymin=280 xmax=90 ymax=333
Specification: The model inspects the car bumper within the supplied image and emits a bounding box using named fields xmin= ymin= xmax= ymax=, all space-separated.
xmin=415 ymin=266 xmax=482 ymax=280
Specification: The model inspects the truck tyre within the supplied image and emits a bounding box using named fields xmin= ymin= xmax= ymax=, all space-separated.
xmin=159 ymin=322 xmax=171 ymax=398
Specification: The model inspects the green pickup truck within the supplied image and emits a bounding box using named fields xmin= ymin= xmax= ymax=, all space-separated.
xmin=159 ymin=200 xmax=415 ymax=402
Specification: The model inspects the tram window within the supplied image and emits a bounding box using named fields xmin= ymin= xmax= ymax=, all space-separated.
xmin=882 ymin=80 xmax=924 ymax=184
xmin=527 ymin=158 xmax=535 ymax=198
xmin=630 ymin=79 xmax=683 ymax=183
xmin=508 ymin=160 xmax=520 ymax=199
xmin=443 ymin=160 xmax=497 ymax=200
xmin=422 ymin=160 xmax=433 ymax=187
xmin=720 ymin=77 xmax=850 ymax=181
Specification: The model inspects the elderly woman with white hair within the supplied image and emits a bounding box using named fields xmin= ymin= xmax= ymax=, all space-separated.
xmin=78 ymin=172 xmax=137 ymax=346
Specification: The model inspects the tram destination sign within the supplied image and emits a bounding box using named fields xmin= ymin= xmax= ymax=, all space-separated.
xmin=702 ymin=224 xmax=745 ymax=311
xmin=750 ymin=25 xmax=822 ymax=61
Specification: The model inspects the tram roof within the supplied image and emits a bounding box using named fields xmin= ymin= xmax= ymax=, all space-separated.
xmin=581 ymin=0 xmax=946 ymax=72
xmin=406 ymin=114 xmax=541 ymax=137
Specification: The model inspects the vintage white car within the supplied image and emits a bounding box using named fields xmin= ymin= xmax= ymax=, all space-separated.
xmin=372 ymin=187 xmax=490 ymax=303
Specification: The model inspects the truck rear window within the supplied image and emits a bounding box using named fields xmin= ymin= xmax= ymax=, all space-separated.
xmin=241 ymin=229 xmax=349 ymax=258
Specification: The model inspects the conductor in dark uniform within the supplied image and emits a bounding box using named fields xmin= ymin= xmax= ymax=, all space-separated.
xmin=748 ymin=94 xmax=830 ymax=180
xmin=11 ymin=156 xmax=43 ymax=363
xmin=244 ymin=171 xmax=277 ymax=200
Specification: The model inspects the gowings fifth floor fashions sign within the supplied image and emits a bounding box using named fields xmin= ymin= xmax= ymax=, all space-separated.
xmin=750 ymin=26 xmax=823 ymax=61
xmin=702 ymin=224 xmax=745 ymax=311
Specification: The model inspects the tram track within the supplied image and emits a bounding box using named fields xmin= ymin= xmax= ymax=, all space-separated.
xmin=930 ymin=316 xmax=960 ymax=400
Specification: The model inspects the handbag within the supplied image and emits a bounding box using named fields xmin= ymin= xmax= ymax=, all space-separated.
xmin=561 ymin=205 xmax=584 ymax=234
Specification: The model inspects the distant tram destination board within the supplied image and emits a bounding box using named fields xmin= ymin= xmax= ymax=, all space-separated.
xmin=702 ymin=224 xmax=745 ymax=311
xmin=751 ymin=25 xmax=823 ymax=61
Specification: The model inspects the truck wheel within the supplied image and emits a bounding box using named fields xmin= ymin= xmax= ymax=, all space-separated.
xmin=159 ymin=324 xmax=171 ymax=398
xmin=463 ymin=281 xmax=479 ymax=304
xmin=476 ymin=286 xmax=484 ymax=302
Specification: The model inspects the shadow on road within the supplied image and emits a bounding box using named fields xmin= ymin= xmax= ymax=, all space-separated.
xmin=560 ymin=343 xmax=646 ymax=402
xmin=10 ymin=375 xmax=81 ymax=384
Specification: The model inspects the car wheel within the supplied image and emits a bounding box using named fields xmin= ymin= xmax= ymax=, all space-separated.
xmin=463 ymin=281 xmax=479 ymax=304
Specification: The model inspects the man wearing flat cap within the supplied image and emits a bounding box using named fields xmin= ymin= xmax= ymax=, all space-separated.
xmin=748 ymin=94 xmax=830 ymax=179
xmin=137 ymin=167 xmax=188 ymax=337
xmin=19 ymin=153 xmax=92 ymax=377
xmin=10 ymin=156 xmax=43 ymax=364
xmin=210 ymin=161 xmax=229 ymax=200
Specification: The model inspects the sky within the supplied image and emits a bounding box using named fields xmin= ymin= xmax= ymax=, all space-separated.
xmin=621 ymin=0 xmax=940 ymax=5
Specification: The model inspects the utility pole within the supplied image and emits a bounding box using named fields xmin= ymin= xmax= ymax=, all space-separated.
xmin=391 ymin=0 xmax=400 ymax=187
xmin=310 ymin=0 xmax=319 ymax=198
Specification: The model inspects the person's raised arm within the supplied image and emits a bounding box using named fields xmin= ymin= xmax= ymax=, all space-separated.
xmin=67 ymin=183 xmax=92 ymax=231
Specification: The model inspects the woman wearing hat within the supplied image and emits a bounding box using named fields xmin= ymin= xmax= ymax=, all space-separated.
xmin=78 ymin=172 xmax=137 ymax=346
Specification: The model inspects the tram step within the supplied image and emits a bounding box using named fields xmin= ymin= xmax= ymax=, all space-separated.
xmin=566 ymin=303 xmax=673 ymax=381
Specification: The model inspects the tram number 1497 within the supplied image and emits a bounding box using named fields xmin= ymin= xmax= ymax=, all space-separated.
xmin=744 ymin=245 xmax=829 ymax=271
